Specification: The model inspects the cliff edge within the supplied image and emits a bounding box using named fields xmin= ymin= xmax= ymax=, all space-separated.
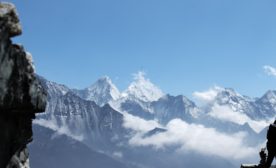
xmin=0 ymin=2 xmax=46 ymax=168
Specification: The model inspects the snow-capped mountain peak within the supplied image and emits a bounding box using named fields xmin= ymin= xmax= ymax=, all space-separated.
xmin=259 ymin=90 xmax=276 ymax=104
xmin=88 ymin=76 xmax=120 ymax=99
xmin=87 ymin=76 xmax=120 ymax=102
xmin=123 ymin=71 xmax=164 ymax=102
xmin=73 ymin=76 xmax=120 ymax=106
xmin=255 ymin=90 xmax=276 ymax=119
xmin=213 ymin=88 xmax=256 ymax=113
xmin=216 ymin=88 xmax=244 ymax=103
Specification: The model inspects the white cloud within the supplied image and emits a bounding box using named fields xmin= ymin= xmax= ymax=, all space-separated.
xmin=263 ymin=65 xmax=276 ymax=77
xmin=208 ymin=104 xmax=270 ymax=133
xmin=128 ymin=119 xmax=260 ymax=160
xmin=123 ymin=113 xmax=161 ymax=132
xmin=133 ymin=71 xmax=147 ymax=81
xmin=122 ymin=107 xmax=266 ymax=160
xmin=193 ymin=86 xmax=223 ymax=103
xmin=33 ymin=119 xmax=84 ymax=141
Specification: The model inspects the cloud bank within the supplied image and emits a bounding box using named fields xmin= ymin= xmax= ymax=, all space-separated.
xmin=127 ymin=119 xmax=259 ymax=160
xmin=123 ymin=113 xmax=262 ymax=160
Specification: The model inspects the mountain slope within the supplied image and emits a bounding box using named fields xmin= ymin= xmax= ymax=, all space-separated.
xmin=36 ymin=77 xmax=125 ymax=149
xmin=202 ymin=88 xmax=276 ymax=122
xmin=32 ymin=76 xmax=275 ymax=168
xmin=255 ymin=90 xmax=276 ymax=120
xmin=110 ymin=72 xmax=164 ymax=119
xmin=29 ymin=125 xmax=129 ymax=168
xmin=152 ymin=94 xmax=199 ymax=124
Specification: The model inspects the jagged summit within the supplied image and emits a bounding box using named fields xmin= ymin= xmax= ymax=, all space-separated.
xmin=37 ymin=75 xmax=70 ymax=98
xmin=254 ymin=90 xmax=276 ymax=120
xmin=259 ymin=90 xmax=276 ymax=104
xmin=74 ymin=76 xmax=120 ymax=106
xmin=208 ymin=88 xmax=259 ymax=119
xmin=215 ymin=88 xmax=253 ymax=105
xmin=87 ymin=76 xmax=120 ymax=100
xmin=122 ymin=71 xmax=164 ymax=102
xmin=152 ymin=94 xmax=199 ymax=124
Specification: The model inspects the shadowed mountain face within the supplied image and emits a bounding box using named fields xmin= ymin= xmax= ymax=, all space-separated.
xmin=0 ymin=2 xmax=46 ymax=168
xmin=30 ymin=125 xmax=236 ymax=168
xmin=36 ymin=76 xmax=127 ymax=150
xmin=29 ymin=125 xmax=129 ymax=168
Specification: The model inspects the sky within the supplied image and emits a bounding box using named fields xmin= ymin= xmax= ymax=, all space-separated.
xmin=7 ymin=0 xmax=276 ymax=98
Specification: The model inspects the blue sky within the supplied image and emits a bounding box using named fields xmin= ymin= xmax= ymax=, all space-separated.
xmin=9 ymin=0 xmax=276 ymax=98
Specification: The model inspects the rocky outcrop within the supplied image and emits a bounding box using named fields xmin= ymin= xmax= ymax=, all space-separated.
xmin=0 ymin=2 xmax=46 ymax=168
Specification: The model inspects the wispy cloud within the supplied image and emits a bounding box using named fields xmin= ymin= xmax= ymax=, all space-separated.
xmin=263 ymin=65 xmax=276 ymax=77
xmin=193 ymin=86 xmax=223 ymax=103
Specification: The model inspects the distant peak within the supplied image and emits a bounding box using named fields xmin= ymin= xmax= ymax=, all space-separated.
xmin=124 ymin=71 xmax=164 ymax=102
xmin=87 ymin=76 xmax=118 ymax=92
xmin=93 ymin=76 xmax=112 ymax=85
xmin=81 ymin=76 xmax=121 ymax=105
xmin=264 ymin=90 xmax=276 ymax=96
xmin=218 ymin=88 xmax=241 ymax=97
xmin=131 ymin=71 xmax=157 ymax=87
xmin=133 ymin=71 xmax=147 ymax=82
xmin=261 ymin=90 xmax=276 ymax=102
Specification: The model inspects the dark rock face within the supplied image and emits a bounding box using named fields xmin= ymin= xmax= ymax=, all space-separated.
xmin=0 ymin=2 xmax=46 ymax=168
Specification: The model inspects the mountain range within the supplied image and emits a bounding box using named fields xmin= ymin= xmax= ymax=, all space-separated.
xmin=30 ymin=74 xmax=276 ymax=168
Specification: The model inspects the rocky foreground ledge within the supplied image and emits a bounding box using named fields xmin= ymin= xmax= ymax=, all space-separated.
xmin=0 ymin=2 xmax=46 ymax=168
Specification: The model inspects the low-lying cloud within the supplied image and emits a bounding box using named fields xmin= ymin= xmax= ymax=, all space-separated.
xmin=209 ymin=104 xmax=270 ymax=133
xmin=127 ymin=119 xmax=259 ymax=160
xmin=123 ymin=113 xmax=161 ymax=132
xmin=193 ymin=86 xmax=270 ymax=132
xmin=34 ymin=119 xmax=84 ymax=141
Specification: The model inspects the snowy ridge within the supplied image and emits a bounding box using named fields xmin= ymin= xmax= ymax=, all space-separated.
xmin=211 ymin=88 xmax=276 ymax=120
xmin=38 ymin=74 xmax=276 ymax=135
xmin=74 ymin=72 xmax=164 ymax=109
xmin=194 ymin=87 xmax=276 ymax=132
xmin=215 ymin=88 xmax=255 ymax=114
xmin=36 ymin=75 xmax=70 ymax=98
xmin=258 ymin=90 xmax=276 ymax=106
